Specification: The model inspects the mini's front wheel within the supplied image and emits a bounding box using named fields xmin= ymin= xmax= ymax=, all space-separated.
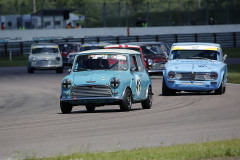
xmin=27 ymin=65 xmax=34 ymax=74
xmin=56 ymin=67 xmax=63 ymax=73
xmin=86 ymin=105 xmax=96 ymax=113
xmin=60 ymin=101 xmax=73 ymax=114
xmin=120 ymin=88 xmax=132 ymax=111
xmin=141 ymin=86 xmax=152 ymax=109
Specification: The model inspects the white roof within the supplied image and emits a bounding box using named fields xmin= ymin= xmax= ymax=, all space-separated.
xmin=172 ymin=43 xmax=221 ymax=51
xmin=77 ymin=48 xmax=140 ymax=55
xmin=105 ymin=44 xmax=141 ymax=48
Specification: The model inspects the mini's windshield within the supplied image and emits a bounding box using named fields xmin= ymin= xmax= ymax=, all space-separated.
xmin=73 ymin=54 xmax=128 ymax=71
xmin=170 ymin=50 xmax=219 ymax=60
xmin=141 ymin=45 xmax=164 ymax=55
xmin=32 ymin=46 xmax=59 ymax=54
xmin=59 ymin=44 xmax=77 ymax=52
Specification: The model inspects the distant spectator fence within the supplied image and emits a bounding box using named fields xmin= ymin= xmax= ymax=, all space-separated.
xmin=0 ymin=32 xmax=240 ymax=57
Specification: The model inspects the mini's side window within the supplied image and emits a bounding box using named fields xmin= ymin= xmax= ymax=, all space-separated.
xmin=136 ymin=55 xmax=144 ymax=72
xmin=130 ymin=55 xmax=138 ymax=71
xmin=130 ymin=55 xmax=144 ymax=72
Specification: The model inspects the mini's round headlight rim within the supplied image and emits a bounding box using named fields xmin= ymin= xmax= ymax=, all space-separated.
xmin=56 ymin=57 xmax=61 ymax=61
xmin=62 ymin=79 xmax=72 ymax=89
xmin=32 ymin=56 xmax=37 ymax=62
xmin=110 ymin=77 xmax=120 ymax=89
xmin=147 ymin=59 xmax=153 ymax=66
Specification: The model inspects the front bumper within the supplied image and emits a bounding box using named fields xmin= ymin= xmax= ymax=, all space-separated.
xmin=61 ymin=96 xmax=123 ymax=105
xmin=148 ymin=62 xmax=166 ymax=73
xmin=166 ymin=79 xmax=220 ymax=91
xmin=31 ymin=64 xmax=62 ymax=70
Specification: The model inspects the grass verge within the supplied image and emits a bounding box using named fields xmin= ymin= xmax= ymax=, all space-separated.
xmin=228 ymin=64 xmax=240 ymax=84
xmin=223 ymin=48 xmax=240 ymax=58
xmin=0 ymin=55 xmax=28 ymax=67
xmin=20 ymin=138 xmax=240 ymax=160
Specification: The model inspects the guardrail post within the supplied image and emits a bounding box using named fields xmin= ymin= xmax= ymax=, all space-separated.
xmin=175 ymin=34 xmax=178 ymax=43
xmin=20 ymin=42 xmax=23 ymax=56
xmin=233 ymin=32 xmax=236 ymax=48
xmin=136 ymin=36 xmax=139 ymax=42
xmin=9 ymin=51 xmax=12 ymax=61
xmin=81 ymin=38 xmax=84 ymax=44
xmin=213 ymin=33 xmax=217 ymax=43
xmin=194 ymin=34 xmax=198 ymax=42
xmin=116 ymin=36 xmax=119 ymax=44
xmin=4 ymin=43 xmax=8 ymax=57
xmin=97 ymin=37 xmax=100 ymax=42
xmin=156 ymin=35 xmax=159 ymax=42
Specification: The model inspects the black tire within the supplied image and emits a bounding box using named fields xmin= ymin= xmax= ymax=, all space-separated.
xmin=141 ymin=86 xmax=152 ymax=109
xmin=162 ymin=78 xmax=176 ymax=96
xmin=27 ymin=65 xmax=34 ymax=74
xmin=120 ymin=88 xmax=132 ymax=111
xmin=60 ymin=101 xmax=73 ymax=114
xmin=56 ymin=67 xmax=63 ymax=73
xmin=214 ymin=78 xmax=225 ymax=95
xmin=86 ymin=105 xmax=96 ymax=113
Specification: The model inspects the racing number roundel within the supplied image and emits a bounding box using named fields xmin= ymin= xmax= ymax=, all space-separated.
xmin=135 ymin=75 xmax=141 ymax=96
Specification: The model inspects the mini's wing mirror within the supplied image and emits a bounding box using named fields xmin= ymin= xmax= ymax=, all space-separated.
xmin=130 ymin=67 xmax=135 ymax=72
xmin=68 ymin=69 xmax=72 ymax=74
xmin=223 ymin=54 xmax=227 ymax=61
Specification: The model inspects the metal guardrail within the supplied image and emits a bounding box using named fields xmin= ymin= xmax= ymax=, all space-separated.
xmin=0 ymin=32 xmax=239 ymax=57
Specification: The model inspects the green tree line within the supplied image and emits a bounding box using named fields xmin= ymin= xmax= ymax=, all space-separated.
xmin=1 ymin=0 xmax=240 ymax=27
xmin=1 ymin=0 xmax=240 ymax=15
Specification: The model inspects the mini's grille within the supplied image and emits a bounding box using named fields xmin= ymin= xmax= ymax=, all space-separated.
xmin=36 ymin=60 xmax=58 ymax=65
xmin=152 ymin=62 xmax=166 ymax=70
xmin=71 ymin=85 xmax=113 ymax=97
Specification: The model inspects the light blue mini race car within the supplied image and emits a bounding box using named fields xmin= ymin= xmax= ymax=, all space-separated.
xmin=162 ymin=42 xmax=227 ymax=95
xmin=60 ymin=49 xmax=152 ymax=113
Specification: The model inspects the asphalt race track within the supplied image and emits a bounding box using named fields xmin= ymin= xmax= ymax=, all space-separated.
xmin=0 ymin=67 xmax=240 ymax=159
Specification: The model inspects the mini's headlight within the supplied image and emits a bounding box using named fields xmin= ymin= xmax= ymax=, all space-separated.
xmin=32 ymin=56 xmax=37 ymax=62
xmin=62 ymin=79 xmax=72 ymax=89
xmin=210 ymin=72 xmax=218 ymax=80
xmin=56 ymin=57 xmax=61 ymax=61
xmin=168 ymin=71 xmax=176 ymax=79
xmin=148 ymin=59 xmax=153 ymax=66
xmin=110 ymin=77 xmax=120 ymax=89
